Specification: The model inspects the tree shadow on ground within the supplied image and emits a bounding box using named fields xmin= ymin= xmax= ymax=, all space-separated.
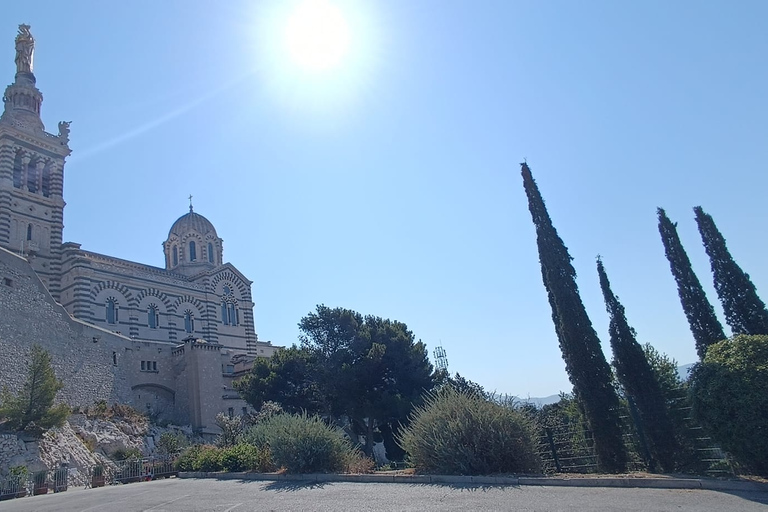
xmin=261 ymin=480 xmax=329 ymax=492
xmin=409 ymin=483 xmax=518 ymax=493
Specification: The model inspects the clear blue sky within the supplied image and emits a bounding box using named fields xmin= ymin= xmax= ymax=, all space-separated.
xmin=5 ymin=1 xmax=768 ymax=397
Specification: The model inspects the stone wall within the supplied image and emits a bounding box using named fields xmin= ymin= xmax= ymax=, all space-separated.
xmin=0 ymin=247 xmax=134 ymax=407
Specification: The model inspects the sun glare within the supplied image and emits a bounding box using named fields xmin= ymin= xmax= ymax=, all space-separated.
xmin=284 ymin=0 xmax=351 ymax=72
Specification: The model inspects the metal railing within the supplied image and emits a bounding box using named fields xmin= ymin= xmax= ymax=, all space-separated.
xmin=0 ymin=457 xmax=177 ymax=502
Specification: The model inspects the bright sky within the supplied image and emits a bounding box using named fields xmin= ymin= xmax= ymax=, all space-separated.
xmin=5 ymin=1 xmax=768 ymax=398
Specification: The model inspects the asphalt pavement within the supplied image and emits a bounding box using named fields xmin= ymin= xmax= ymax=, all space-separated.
xmin=1 ymin=477 xmax=767 ymax=512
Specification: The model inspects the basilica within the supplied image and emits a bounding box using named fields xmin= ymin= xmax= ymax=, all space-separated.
xmin=0 ymin=25 xmax=276 ymax=433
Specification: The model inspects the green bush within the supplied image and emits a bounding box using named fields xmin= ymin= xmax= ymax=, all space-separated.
xmin=175 ymin=445 xmax=203 ymax=472
xmin=397 ymin=387 xmax=542 ymax=475
xmin=243 ymin=413 xmax=362 ymax=474
xmin=220 ymin=443 xmax=274 ymax=472
xmin=193 ymin=445 xmax=223 ymax=472
xmin=174 ymin=445 xmax=223 ymax=472
xmin=112 ymin=447 xmax=142 ymax=461
xmin=690 ymin=335 xmax=768 ymax=475
xmin=157 ymin=431 xmax=188 ymax=455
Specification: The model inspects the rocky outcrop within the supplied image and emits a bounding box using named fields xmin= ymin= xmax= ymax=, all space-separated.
xmin=0 ymin=415 xmax=194 ymax=486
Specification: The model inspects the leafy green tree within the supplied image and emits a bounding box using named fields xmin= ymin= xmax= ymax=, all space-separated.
xmin=694 ymin=206 xmax=768 ymax=336
xmin=520 ymin=163 xmax=627 ymax=472
xmin=596 ymin=257 xmax=678 ymax=472
xmin=0 ymin=345 xmax=69 ymax=435
xmin=233 ymin=346 xmax=322 ymax=414
xmin=689 ymin=335 xmax=768 ymax=475
xmin=657 ymin=208 xmax=726 ymax=359
xmin=435 ymin=371 xmax=488 ymax=399
xmin=299 ymin=305 xmax=435 ymax=457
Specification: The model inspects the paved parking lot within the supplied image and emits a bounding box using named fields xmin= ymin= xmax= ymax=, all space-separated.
xmin=2 ymin=477 xmax=767 ymax=512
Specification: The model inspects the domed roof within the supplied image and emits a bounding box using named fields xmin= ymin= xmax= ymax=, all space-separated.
xmin=168 ymin=207 xmax=218 ymax=239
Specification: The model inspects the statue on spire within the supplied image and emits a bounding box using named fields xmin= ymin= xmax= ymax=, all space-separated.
xmin=15 ymin=24 xmax=34 ymax=74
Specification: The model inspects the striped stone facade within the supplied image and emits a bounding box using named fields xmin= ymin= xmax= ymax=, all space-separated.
xmin=0 ymin=26 xmax=280 ymax=433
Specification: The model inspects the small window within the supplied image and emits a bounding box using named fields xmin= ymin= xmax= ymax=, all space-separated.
xmin=2 ymin=277 xmax=12 ymax=287
xmin=148 ymin=304 xmax=159 ymax=329
xmin=106 ymin=298 xmax=118 ymax=324
xmin=228 ymin=407 xmax=234 ymax=418
xmin=184 ymin=310 xmax=194 ymax=333
xmin=221 ymin=302 xmax=228 ymax=325
xmin=189 ymin=241 xmax=197 ymax=261
xmin=112 ymin=351 xmax=117 ymax=366
xmin=223 ymin=285 xmax=231 ymax=296
xmin=153 ymin=361 xmax=157 ymax=371
xmin=141 ymin=361 xmax=146 ymax=371
xmin=26 ymin=224 xmax=33 ymax=241
xmin=208 ymin=242 xmax=214 ymax=263
xmin=172 ymin=246 xmax=178 ymax=266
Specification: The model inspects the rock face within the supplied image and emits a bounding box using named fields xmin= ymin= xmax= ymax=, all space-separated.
xmin=0 ymin=415 xmax=193 ymax=486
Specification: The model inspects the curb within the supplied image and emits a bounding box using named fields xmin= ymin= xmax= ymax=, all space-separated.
xmin=177 ymin=472 xmax=768 ymax=493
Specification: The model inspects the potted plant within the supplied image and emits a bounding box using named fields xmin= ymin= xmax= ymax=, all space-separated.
xmin=32 ymin=470 xmax=48 ymax=496
xmin=91 ymin=465 xmax=105 ymax=488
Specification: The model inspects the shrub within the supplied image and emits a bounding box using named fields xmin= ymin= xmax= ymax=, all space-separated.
xmin=175 ymin=445 xmax=203 ymax=472
xmin=215 ymin=413 xmax=244 ymax=448
xmin=220 ymin=443 xmax=274 ymax=472
xmin=397 ymin=387 xmax=542 ymax=475
xmin=157 ymin=431 xmax=188 ymax=455
xmin=112 ymin=447 xmax=142 ymax=461
xmin=192 ymin=445 xmax=223 ymax=472
xmin=690 ymin=335 xmax=768 ymax=475
xmin=243 ymin=413 xmax=362 ymax=474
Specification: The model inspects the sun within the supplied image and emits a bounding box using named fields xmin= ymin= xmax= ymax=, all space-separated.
xmin=284 ymin=0 xmax=351 ymax=72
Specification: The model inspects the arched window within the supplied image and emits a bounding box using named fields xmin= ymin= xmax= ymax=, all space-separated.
xmin=148 ymin=304 xmax=159 ymax=329
xmin=184 ymin=310 xmax=194 ymax=333
xmin=208 ymin=242 xmax=214 ymax=263
xmin=228 ymin=303 xmax=238 ymax=326
xmin=106 ymin=298 xmax=119 ymax=324
xmin=41 ymin=163 xmax=51 ymax=197
xmin=189 ymin=241 xmax=197 ymax=261
xmin=221 ymin=302 xmax=229 ymax=325
xmin=26 ymin=161 xmax=37 ymax=193
xmin=172 ymin=247 xmax=178 ymax=266
xmin=12 ymin=152 xmax=22 ymax=189
xmin=26 ymin=224 xmax=32 ymax=241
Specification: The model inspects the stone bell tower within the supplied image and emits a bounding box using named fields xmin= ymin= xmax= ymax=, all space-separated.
xmin=0 ymin=24 xmax=71 ymax=299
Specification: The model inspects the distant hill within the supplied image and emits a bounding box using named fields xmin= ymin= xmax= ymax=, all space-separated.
xmin=677 ymin=363 xmax=695 ymax=381
xmin=508 ymin=363 xmax=696 ymax=407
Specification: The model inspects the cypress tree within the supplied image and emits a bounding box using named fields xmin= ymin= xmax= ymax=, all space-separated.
xmin=596 ymin=257 xmax=678 ymax=472
xmin=694 ymin=206 xmax=768 ymax=336
xmin=657 ymin=208 xmax=726 ymax=359
xmin=521 ymin=163 xmax=627 ymax=473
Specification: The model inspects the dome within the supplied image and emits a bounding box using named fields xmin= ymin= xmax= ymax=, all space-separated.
xmin=168 ymin=207 xmax=218 ymax=239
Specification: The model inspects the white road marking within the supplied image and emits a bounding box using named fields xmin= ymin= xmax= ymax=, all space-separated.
xmin=223 ymin=503 xmax=244 ymax=512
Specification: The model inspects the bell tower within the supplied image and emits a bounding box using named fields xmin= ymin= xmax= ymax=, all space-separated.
xmin=0 ymin=24 xmax=71 ymax=299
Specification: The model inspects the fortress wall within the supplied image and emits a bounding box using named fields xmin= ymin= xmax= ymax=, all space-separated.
xmin=0 ymin=247 xmax=135 ymax=407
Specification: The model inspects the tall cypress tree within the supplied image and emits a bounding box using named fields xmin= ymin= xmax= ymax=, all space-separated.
xmin=694 ymin=206 xmax=768 ymax=336
xmin=596 ymin=257 xmax=678 ymax=472
xmin=521 ymin=163 xmax=627 ymax=473
xmin=657 ymin=208 xmax=726 ymax=359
